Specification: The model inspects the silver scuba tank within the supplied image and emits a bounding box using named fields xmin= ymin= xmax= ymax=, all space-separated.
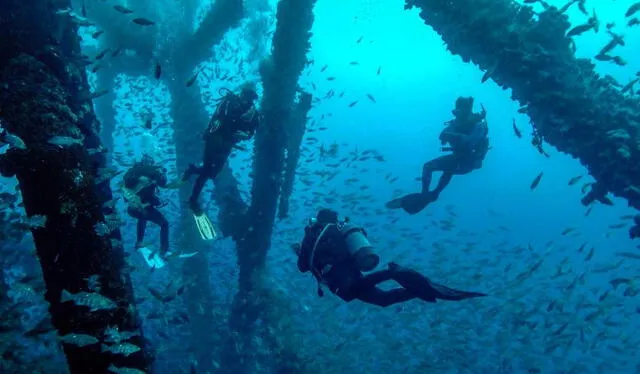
xmin=338 ymin=222 xmax=379 ymax=272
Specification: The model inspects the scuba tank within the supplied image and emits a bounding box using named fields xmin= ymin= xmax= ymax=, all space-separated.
xmin=337 ymin=222 xmax=380 ymax=272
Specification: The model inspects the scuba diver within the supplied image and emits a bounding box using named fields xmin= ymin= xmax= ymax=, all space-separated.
xmin=181 ymin=82 xmax=260 ymax=240
xmin=386 ymin=96 xmax=489 ymax=215
xmin=293 ymin=208 xmax=487 ymax=307
xmin=123 ymin=155 xmax=170 ymax=263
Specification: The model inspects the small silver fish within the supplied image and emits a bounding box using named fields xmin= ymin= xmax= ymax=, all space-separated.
xmin=102 ymin=342 xmax=141 ymax=357
xmin=48 ymin=136 xmax=83 ymax=147
xmin=61 ymin=289 xmax=117 ymax=312
xmin=60 ymin=333 xmax=99 ymax=347
xmin=13 ymin=214 xmax=47 ymax=230
xmin=1 ymin=133 xmax=27 ymax=150
xmin=108 ymin=365 xmax=146 ymax=374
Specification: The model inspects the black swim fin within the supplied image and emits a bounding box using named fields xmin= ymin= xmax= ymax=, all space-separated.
xmin=428 ymin=281 xmax=487 ymax=301
xmin=388 ymin=262 xmax=486 ymax=302
xmin=387 ymin=193 xmax=434 ymax=215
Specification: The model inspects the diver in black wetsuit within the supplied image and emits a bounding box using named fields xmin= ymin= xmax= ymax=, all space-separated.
xmin=181 ymin=82 xmax=260 ymax=239
xmin=386 ymin=97 xmax=489 ymax=215
xmin=123 ymin=155 xmax=169 ymax=257
xmin=293 ymin=208 xmax=486 ymax=307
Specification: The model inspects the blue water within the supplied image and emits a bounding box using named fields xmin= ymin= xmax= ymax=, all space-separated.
xmin=2 ymin=0 xmax=640 ymax=373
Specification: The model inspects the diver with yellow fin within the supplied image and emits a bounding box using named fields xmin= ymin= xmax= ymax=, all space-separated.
xmin=181 ymin=82 xmax=260 ymax=239
xmin=123 ymin=155 xmax=171 ymax=268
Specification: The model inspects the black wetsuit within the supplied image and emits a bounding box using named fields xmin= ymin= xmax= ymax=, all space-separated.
xmin=296 ymin=210 xmax=486 ymax=307
xmin=183 ymin=93 xmax=259 ymax=214
xmin=388 ymin=113 xmax=489 ymax=215
xmin=123 ymin=161 xmax=169 ymax=255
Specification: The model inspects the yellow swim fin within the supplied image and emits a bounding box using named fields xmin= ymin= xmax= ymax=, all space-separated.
xmin=193 ymin=212 xmax=218 ymax=241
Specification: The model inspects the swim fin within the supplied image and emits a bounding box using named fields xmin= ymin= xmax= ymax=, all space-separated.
xmin=428 ymin=281 xmax=487 ymax=301
xmin=385 ymin=193 xmax=435 ymax=215
xmin=193 ymin=212 xmax=218 ymax=241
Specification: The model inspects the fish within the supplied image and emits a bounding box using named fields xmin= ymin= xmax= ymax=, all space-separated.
xmin=0 ymin=131 xmax=27 ymax=150
xmin=616 ymin=252 xmax=640 ymax=260
xmin=95 ymin=48 xmax=111 ymax=60
xmin=561 ymin=227 xmax=576 ymax=236
xmin=577 ymin=0 xmax=587 ymax=15
xmin=512 ymin=119 xmax=521 ymax=138
xmin=48 ymin=136 xmax=83 ymax=147
xmin=594 ymin=53 xmax=612 ymax=62
xmin=629 ymin=18 xmax=640 ymax=27
xmin=320 ymin=64 xmax=328 ymax=72
xmin=625 ymin=2 xmax=640 ymax=18
xmin=147 ymin=287 xmax=176 ymax=303
xmin=356 ymin=36 xmax=363 ymax=43
xmin=87 ymin=89 xmax=110 ymax=100
xmin=349 ymin=61 xmax=359 ymax=65
xmin=558 ymin=0 xmax=578 ymax=14
xmin=376 ymin=66 xmax=381 ymax=75
xmin=568 ymin=175 xmax=582 ymax=185
xmin=81 ymin=1 xmax=87 ymax=17
xmin=108 ymin=365 xmax=146 ymax=374
xmin=366 ymin=94 xmax=376 ymax=103
xmin=621 ymin=78 xmax=638 ymax=94
xmin=102 ymin=342 xmax=141 ymax=357
xmin=132 ymin=18 xmax=155 ymax=26
xmin=113 ymin=5 xmax=134 ymax=14
xmin=481 ymin=68 xmax=493 ymax=83
xmin=348 ymin=100 xmax=358 ymax=107
xmin=185 ymin=70 xmax=200 ymax=87
xmin=585 ymin=246 xmax=594 ymax=261
xmin=567 ymin=23 xmax=593 ymax=37
xmin=60 ymin=333 xmax=99 ymax=347
xmin=61 ymin=289 xmax=118 ymax=312
xmin=92 ymin=30 xmax=104 ymax=39
xmin=611 ymin=56 xmax=626 ymax=66
xmin=530 ymin=172 xmax=543 ymax=190
xmin=610 ymin=278 xmax=631 ymax=289
xmin=154 ymin=62 xmax=161 ymax=79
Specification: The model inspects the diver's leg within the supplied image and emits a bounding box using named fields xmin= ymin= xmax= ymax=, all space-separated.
xmin=385 ymin=157 xmax=451 ymax=214
xmin=136 ymin=219 xmax=147 ymax=247
xmin=189 ymin=173 xmax=209 ymax=215
xmin=146 ymin=207 xmax=169 ymax=256
xmin=431 ymin=172 xmax=453 ymax=198
xmin=356 ymin=287 xmax=416 ymax=307
xmin=127 ymin=207 xmax=146 ymax=247
xmin=420 ymin=160 xmax=435 ymax=194
xmin=388 ymin=263 xmax=486 ymax=302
